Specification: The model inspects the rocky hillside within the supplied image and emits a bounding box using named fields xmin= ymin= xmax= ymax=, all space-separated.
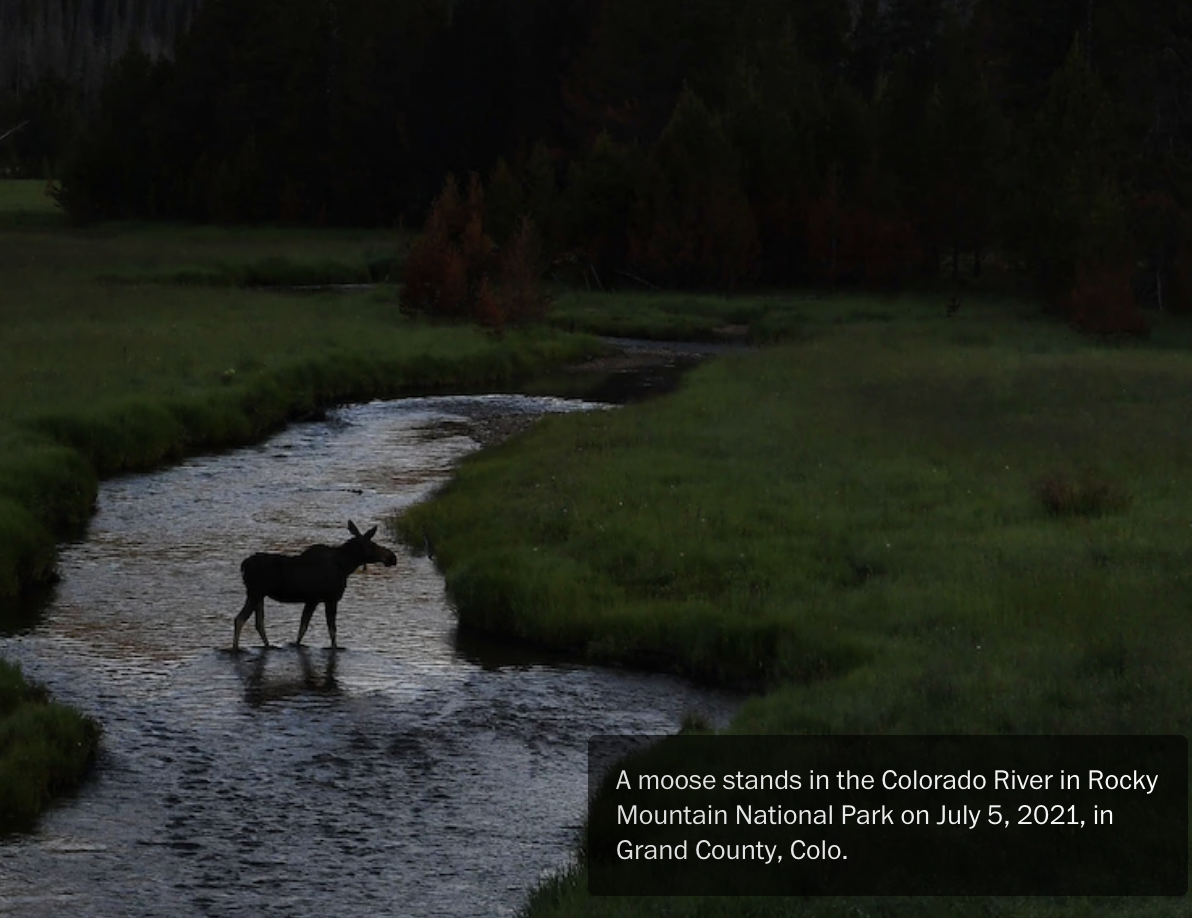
xmin=1 ymin=0 xmax=203 ymax=99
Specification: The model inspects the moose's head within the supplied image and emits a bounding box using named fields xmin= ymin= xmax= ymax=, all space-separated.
xmin=347 ymin=520 xmax=398 ymax=567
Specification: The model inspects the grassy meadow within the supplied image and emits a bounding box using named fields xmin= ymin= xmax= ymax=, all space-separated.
xmin=396 ymin=296 xmax=1192 ymax=918
xmin=0 ymin=180 xmax=602 ymax=818
xmin=4 ymin=178 xmax=1190 ymax=913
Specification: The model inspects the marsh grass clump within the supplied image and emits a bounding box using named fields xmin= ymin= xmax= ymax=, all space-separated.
xmin=0 ymin=180 xmax=64 ymax=228
xmin=0 ymin=659 xmax=99 ymax=822
xmin=678 ymin=711 xmax=713 ymax=734
xmin=546 ymin=290 xmax=772 ymax=341
xmin=1034 ymin=470 xmax=1131 ymax=518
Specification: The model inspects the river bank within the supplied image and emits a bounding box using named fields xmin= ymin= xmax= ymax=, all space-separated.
xmin=398 ymin=303 xmax=1192 ymax=918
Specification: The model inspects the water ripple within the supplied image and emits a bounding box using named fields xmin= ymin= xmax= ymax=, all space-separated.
xmin=0 ymin=395 xmax=737 ymax=918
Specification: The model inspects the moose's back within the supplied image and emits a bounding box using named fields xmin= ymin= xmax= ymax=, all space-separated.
xmin=241 ymin=546 xmax=348 ymax=604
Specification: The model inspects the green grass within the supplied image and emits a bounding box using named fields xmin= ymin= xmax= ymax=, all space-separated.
xmin=521 ymin=878 xmax=1190 ymax=918
xmin=545 ymin=289 xmax=950 ymax=343
xmin=0 ymin=658 xmax=98 ymax=826
xmin=545 ymin=290 xmax=762 ymax=340
xmin=95 ymin=256 xmax=393 ymax=288
xmin=0 ymin=179 xmax=64 ymax=227
xmin=395 ymin=297 xmax=1192 ymax=918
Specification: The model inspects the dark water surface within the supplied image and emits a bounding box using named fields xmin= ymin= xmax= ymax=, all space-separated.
xmin=0 ymin=394 xmax=738 ymax=918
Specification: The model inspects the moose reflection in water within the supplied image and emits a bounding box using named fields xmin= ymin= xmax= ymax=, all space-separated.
xmin=236 ymin=646 xmax=341 ymax=707
xmin=233 ymin=520 xmax=398 ymax=651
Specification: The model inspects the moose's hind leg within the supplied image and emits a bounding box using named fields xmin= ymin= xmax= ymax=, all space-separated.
xmin=233 ymin=597 xmax=256 ymax=651
xmin=295 ymin=601 xmax=318 ymax=646
xmin=325 ymin=600 xmax=339 ymax=650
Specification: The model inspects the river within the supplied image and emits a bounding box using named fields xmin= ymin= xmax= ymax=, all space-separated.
xmin=0 ymin=390 xmax=738 ymax=917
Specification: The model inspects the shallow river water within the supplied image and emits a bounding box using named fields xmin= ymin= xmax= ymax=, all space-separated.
xmin=0 ymin=393 xmax=738 ymax=918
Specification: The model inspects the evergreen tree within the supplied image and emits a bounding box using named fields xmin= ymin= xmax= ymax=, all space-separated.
xmin=8 ymin=74 xmax=82 ymax=176
xmin=1009 ymin=36 xmax=1132 ymax=313
xmin=630 ymin=88 xmax=758 ymax=289
xmin=558 ymin=130 xmax=648 ymax=277
xmin=723 ymin=23 xmax=823 ymax=281
xmin=917 ymin=10 xmax=1006 ymax=278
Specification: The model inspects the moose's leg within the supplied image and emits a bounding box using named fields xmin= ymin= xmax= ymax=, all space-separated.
xmin=233 ymin=597 xmax=255 ymax=651
xmin=253 ymin=599 xmax=270 ymax=647
xmin=325 ymin=600 xmax=339 ymax=650
xmin=296 ymin=601 xmax=318 ymax=646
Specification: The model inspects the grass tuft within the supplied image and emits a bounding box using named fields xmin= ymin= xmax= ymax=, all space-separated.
xmin=1034 ymin=470 xmax=1131 ymax=518
xmin=0 ymin=659 xmax=98 ymax=824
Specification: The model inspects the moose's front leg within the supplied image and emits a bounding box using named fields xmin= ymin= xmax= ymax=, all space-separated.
xmin=254 ymin=600 xmax=270 ymax=647
xmin=296 ymin=601 xmax=318 ymax=646
xmin=325 ymin=600 xmax=339 ymax=649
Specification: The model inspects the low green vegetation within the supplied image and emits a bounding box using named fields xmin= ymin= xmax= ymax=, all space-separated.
xmin=546 ymin=290 xmax=765 ymax=341
xmin=95 ymin=254 xmax=396 ymax=288
xmin=0 ymin=179 xmax=63 ymax=227
xmin=545 ymin=288 xmax=1005 ymax=345
xmin=0 ymin=658 xmax=98 ymax=826
xmin=397 ymin=297 xmax=1192 ymax=918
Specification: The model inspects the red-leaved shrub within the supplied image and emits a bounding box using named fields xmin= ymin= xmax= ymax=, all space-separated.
xmin=1068 ymin=260 xmax=1147 ymax=336
xmin=401 ymin=173 xmax=550 ymax=330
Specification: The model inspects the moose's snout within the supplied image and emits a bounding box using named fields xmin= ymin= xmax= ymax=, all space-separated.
xmin=382 ymin=550 xmax=397 ymax=567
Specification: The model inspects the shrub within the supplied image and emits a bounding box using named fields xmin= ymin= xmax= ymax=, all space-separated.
xmin=484 ymin=157 xmax=526 ymax=245
xmin=497 ymin=216 xmax=551 ymax=325
xmin=400 ymin=173 xmax=551 ymax=330
xmin=1068 ymin=260 xmax=1147 ymax=337
xmin=400 ymin=173 xmax=473 ymax=317
xmin=628 ymin=89 xmax=759 ymax=290
xmin=806 ymin=183 xmax=921 ymax=290
xmin=1034 ymin=470 xmax=1130 ymax=518
xmin=557 ymin=131 xmax=647 ymax=279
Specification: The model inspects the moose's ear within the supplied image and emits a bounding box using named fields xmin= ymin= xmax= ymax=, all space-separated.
xmin=348 ymin=521 xmax=361 ymax=536
xmin=364 ymin=526 xmax=378 ymax=540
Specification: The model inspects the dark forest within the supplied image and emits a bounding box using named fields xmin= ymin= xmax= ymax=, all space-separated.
xmin=3 ymin=0 xmax=1190 ymax=329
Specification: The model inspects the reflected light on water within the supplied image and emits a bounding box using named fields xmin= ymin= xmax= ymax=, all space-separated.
xmin=0 ymin=395 xmax=738 ymax=918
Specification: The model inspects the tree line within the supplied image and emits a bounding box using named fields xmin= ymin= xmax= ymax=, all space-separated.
xmin=7 ymin=0 xmax=1192 ymax=328
xmin=0 ymin=0 xmax=200 ymax=175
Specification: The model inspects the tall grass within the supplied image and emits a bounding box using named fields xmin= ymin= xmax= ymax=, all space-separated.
xmin=546 ymin=290 xmax=766 ymax=340
xmin=0 ymin=658 xmax=98 ymax=825
xmin=0 ymin=180 xmax=63 ymax=228
xmin=397 ymin=300 xmax=1192 ymax=918
xmin=544 ymin=288 xmax=1047 ymax=345
xmin=406 ymin=313 xmax=1192 ymax=730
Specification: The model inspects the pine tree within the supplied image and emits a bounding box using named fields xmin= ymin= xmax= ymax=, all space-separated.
xmin=631 ymin=88 xmax=758 ymax=289
xmin=1010 ymin=36 xmax=1138 ymax=328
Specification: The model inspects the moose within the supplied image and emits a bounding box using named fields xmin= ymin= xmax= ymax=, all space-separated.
xmin=233 ymin=521 xmax=398 ymax=651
